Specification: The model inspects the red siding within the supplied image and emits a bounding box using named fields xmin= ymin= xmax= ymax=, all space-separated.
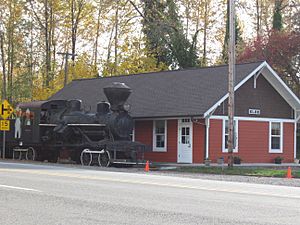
xmin=135 ymin=120 xmax=152 ymax=146
xmin=209 ymin=119 xmax=295 ymax=163
xmin=238 ymin=121 xmax=270 ymax=163
xmin=209 ymin=119 xmax=223 ymax=161
xmin=193 ymin=121 xmax=205 ymax=163
xmin=283 ymin=123 xmax=295 ymax=163
xmin=135 ymin=120 xmax=177 ymax=162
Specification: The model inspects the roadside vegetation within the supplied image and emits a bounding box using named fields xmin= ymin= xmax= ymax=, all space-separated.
xmin=173 ymin=166 xmax=300 ymax=178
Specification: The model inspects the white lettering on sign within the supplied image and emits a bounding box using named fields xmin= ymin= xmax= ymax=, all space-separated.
xmin=249 ymin=109 xmax=261 ymax=115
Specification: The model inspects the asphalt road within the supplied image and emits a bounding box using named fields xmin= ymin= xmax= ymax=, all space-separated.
xmin=0 ymin=161 xmax=300 ymax=225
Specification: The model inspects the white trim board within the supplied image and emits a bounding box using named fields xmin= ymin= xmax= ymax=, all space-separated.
xmin=134 ymin=116 xmax=204 ymax=121
xmin=294 ymin=122 xmax=297 ymax=159
xmin=205 ymin=118 xmax=210 ymax=159
xmin=210 ymin=115 xmax=295 ymax=123
xmin=203 ymin=61 xmax=300 ymax=118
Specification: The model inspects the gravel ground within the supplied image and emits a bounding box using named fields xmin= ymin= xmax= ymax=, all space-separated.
xmin=148 ymin=170 xmax=300 ymax=187
xmin=1 ymin=159 xmax=300 ymax=187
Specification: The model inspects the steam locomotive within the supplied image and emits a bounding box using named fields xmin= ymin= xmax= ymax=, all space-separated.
xmin=2 ymin=82 xmax=149 ymax=166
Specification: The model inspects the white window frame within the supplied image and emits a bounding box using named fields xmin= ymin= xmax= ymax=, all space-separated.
xmin=222 ymin=119 xmax=238 ymax=153
xmin=153 ymin=120 xmax=167 ymax=152
xmin=269 ymin=121 xmax=283 ymax=153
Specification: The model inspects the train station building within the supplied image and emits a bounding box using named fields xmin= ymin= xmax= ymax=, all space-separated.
xmin=51 ymin=61 xmax=300 ymax=164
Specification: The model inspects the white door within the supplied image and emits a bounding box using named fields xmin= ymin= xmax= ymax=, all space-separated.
xmin=178 ymin=119 xmax=193 ymax=163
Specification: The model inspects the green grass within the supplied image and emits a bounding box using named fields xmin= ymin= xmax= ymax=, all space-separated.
xmin=174 ymin=167 xmax=300 ymax=178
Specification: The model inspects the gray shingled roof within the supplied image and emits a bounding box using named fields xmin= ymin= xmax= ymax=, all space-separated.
xmin=50 ymin=61 xmax=264 ymax=118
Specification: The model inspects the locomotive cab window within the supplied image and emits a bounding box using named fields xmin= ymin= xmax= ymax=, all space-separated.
xmin=153 ymin=120 xmax=167 ymax=152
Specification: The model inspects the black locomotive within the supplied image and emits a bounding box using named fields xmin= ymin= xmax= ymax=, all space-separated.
xmin=2 ymin=82 xmax=149 ymax=166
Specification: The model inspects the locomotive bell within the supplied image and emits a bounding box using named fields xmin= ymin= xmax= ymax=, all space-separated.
xmin=103 ymin=82 xmax=132 ymax=111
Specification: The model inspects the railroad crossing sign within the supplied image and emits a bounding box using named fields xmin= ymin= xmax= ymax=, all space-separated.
xmin=0 ymin=100 xmax=14 ymax=120
xmin=0 ymin=120 xmax=10 ymax=131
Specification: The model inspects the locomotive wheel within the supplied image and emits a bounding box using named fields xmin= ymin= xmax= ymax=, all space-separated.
xmin=26 ymin=147 xmax=36 ymax=161
xmin=80 ymin=149 xmax=92 ymax=166
xmin=98 ymin=150 xmax=111 ymax=167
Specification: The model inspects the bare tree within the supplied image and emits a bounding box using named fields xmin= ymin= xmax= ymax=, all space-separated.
xmin=0 ymin=32 xmax=6 ymax=100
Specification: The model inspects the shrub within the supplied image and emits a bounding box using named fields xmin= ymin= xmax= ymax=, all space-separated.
xmin=274 ymin=156 xmax=283 ymax=164
xmin=233 ymin=156 xmax=242 ymax=164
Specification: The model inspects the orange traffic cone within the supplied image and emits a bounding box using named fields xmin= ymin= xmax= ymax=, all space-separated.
xmin=145 ymin=160 xmax=150 ymax=172
xmin=286 ymin=166 xmax=292 ymax=179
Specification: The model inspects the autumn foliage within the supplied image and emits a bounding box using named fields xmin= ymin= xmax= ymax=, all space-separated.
xmin=238 ymin=30 xmax=300 ymax=96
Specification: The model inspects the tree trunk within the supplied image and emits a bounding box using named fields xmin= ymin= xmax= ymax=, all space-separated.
xmin=71 ymin=0 xmax=76 ymax=64
xmin=94 ymin=3 xmax=102 ymax=67
xmin=44 ymin=0 xmax=51 ymax=87
xmin=114 ymin=1 xmax=119 ymax=75
xmin=50 ymin=0 xmax=56 ymax=80
xmin=256 ymin=0 xmax=261 ymax=38
xmin=185 ymin=1 xmax=189 ymax=39
xmin=0 ymin=33 xmax=6 ymax=100
xmin=29 ymin=15 xmax=34 ymax=100
xmin=7 ymin=0 xmax=14 ymax=102
xmin=203 ymin=1 xmax=208 ymax=66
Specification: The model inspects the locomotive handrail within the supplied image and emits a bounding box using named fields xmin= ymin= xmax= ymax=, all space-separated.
xmin=67 ymin=124 xmax=106 ymax=127
xmin=81 ymin=149 xmax=105 ymax=154
xmin=39 ymin=123 xmax=106 ymax=127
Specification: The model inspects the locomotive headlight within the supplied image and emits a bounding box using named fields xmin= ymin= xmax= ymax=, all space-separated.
xmin=123 ymin=104 xmax=131 ymax=111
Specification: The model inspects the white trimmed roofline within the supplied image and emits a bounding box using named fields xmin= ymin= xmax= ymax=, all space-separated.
xmin=203 ymin=61 xmax=300 ymax=120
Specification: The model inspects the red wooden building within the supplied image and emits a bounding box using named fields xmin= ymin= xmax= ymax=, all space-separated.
xmin=51 ymin=61 xmax=300 ymax=163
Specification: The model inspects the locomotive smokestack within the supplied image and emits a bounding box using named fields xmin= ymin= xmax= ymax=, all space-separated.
xmin=103 ymin=82 xmax=132 ymax=111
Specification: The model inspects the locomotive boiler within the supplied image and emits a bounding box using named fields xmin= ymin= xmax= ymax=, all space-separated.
xmin=4 ymin=82 xmax=149 ymax=166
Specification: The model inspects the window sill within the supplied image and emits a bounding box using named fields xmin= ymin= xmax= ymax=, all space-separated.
xmin=269 ymin=149 xmax=283 ymax=154
xmin=153 ymin=148 xmax=167 ymax=152
xmin=222 ymin=149 xmax=238 ymax=153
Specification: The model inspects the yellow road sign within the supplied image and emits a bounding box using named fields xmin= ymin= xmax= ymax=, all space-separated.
xmin=0 ymin=100 xmax=14 ymax=120
xmin=0 ymin=120 xmax=10 ymax=131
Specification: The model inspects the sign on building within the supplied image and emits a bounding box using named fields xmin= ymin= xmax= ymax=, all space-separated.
xmin=248 ymin=108 xmax=261 ymax=115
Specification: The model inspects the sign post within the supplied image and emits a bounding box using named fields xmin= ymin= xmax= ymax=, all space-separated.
xmin=2 ymin=131 xmax=5 ymax=159
xmin=0 ymin=100 xmax=14 ymax=159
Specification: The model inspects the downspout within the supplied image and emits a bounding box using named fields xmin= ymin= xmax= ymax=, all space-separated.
xmin=205 ymin=117 xmax=210 ymax=159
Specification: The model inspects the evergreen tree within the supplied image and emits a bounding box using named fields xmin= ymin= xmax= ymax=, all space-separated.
xmin=272 ymin=0 xmax=283 ymax=31
xmin=222 ymin=0 xmax=243 ymax=64
xmin=141 ymin=0 xmax=198 ymax=69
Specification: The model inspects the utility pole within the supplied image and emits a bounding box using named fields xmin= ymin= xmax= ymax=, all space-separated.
xmin=57 ymin=52 xmax=77 ymax=87
xmin=228 ymin=0 xmax=235 ymax=168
